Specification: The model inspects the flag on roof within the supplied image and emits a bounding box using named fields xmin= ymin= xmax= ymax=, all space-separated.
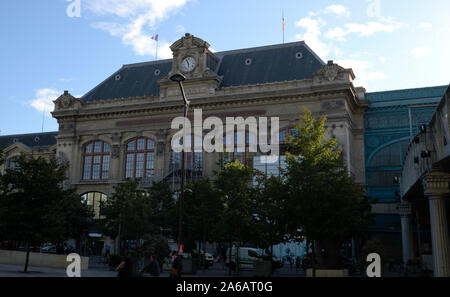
xmin=152 ymin=34 xmax=159 ymax=41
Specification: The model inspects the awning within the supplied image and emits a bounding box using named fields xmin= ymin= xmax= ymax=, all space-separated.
xmin=88 ymin=233 xmax=103 ymax=238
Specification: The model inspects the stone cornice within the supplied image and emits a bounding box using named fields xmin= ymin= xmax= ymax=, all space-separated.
xmin=53 ymin=81 xmax=363 ymax=122
xmin=423 ymin=170 xmax=450 ymax=197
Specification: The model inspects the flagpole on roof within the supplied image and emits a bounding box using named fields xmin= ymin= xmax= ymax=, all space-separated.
xmin=282 ymin=9 xmax=285 ymax=44
xmin=152 ymin=34 xmax=159 ymax=61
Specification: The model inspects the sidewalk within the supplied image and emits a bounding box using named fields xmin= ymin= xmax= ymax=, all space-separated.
xmin=0 ymin=263 xmax=117 ymax=277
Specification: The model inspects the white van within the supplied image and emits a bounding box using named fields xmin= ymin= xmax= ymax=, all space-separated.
xmin=225 ymin=247 xmax=264 ymax=270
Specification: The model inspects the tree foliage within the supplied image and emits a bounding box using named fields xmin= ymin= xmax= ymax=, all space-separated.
xmin=214 ymin=161 xmax=256 ymax=245
xmin=183 ymin=179 xmax=223 ymax=252
xmin=100 ymin=179 xmax=155 ymax=242
xmin=0 ymin=154 xmax=91 ymax=272
xmin=252 ymin=173 xmax=289 ymax=253
xmin=284 ymin=108 xmax=372 ymax=268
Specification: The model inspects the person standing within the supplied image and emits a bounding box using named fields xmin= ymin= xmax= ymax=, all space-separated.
xmin=141 ymin=255 xmax=160 ymax=277
xmin=170 ymin=251 xmax=182 ymax=278
xmin=115 ymin=253 xmax=133 ymax=278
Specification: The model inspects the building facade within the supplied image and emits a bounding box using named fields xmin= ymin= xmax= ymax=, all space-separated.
xmin=363 ymin=86 xmax=448 ymax=259
xmin=50 ymin=33 xmax=368 ymax=197
xmin=400 ymin=85 xmax=450 ymax=277
xmin=2 ymin=33 xmax=371 ymax=255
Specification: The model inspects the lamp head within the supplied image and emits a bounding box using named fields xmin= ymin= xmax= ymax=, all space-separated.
xmin=169 ymin=73 xmax=186 ymax=83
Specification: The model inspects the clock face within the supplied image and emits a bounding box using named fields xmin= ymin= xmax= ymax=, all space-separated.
xmin=181 ymin=56 xmax=196 ymax=73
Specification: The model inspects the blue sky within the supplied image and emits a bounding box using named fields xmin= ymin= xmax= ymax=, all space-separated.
xmin=1 ymin=0 xmax=449 ymax=135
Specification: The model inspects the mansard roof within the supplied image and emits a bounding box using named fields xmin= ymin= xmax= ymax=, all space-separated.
xmin=82 ymin=41 xmax=325 ymax=102
xmin=0 ymin=132 xmax=58 ymax=151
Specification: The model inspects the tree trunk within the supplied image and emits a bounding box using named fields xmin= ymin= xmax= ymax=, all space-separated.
xmin=235 ymin=243 xmax=239 ymax=276
xmin=312 ymin=241 xmax=316 ymax=277
xmin=24 ymin=242 xmax=30 ymax=273
xmin=202 ymin=236 xmax=206 ymax=272
xmin=228 ymin=240 xmax=232 ymax=276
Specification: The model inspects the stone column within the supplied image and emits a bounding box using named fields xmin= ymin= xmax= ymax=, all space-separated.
xmin=398 ymin=202 xmax=415 ymax=268
xmin=423 ymin=171 xmax=450 ymax=277
xmin=110 ymin=133 xmax=122 ymax=183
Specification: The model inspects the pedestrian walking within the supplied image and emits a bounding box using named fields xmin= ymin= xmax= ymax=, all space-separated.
xmin=141 ymin=255 xmax=160 ymax=277
xmin=170 ymin=251 xmax=182 ymax=278
xmin=296 ymin=256 xmax=301 ymax=272
xmin=115 ymin=252 xmax=133 ymax=278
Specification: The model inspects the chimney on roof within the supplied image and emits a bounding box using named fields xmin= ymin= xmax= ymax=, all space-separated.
xmin=64 ymin=90 xmax=69 ymax=95
xmin=327 ymin=60 xmax=334 ymax=65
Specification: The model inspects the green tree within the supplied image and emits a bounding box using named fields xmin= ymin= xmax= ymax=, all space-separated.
xmin=284 ymin=108 xmax=372 ymax=272
xmin=252 ymin=173 xmax=289 ymax=256
xmin=0 ymin=154 xmax=91 ymax=273
xmin=100 ymin=180 xmax=155 ymax=253
xmin=214 ymin=161 xmax=255 ymax=276
xmin=137 ymin=234 xmax=171 ymax=264
xmin=183 ymin=179 xmax=223 ymax=267
xmin=147 ymin=181 xmax=176 ymax=237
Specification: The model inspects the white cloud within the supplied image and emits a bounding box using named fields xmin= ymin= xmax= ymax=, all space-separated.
xmin=379 ymin=57 xmax=387 ymax=63
xmin=325 ymin=27 xmax=347 ymax=42
xmin=411 ymin=47 xmax=431 ymax=58
xmin=419 ymin=22 xmax=432 ymax=29
xmin=325 ymin=5 xmax=350 ymax=17
xmin=30 ymin=89 xmax=61 ymax=117
xmin=343 ymin=21 xmax=405 ymax=37
xmin=336 ymin=59 xmax=387 ymax=88
xmin=87 ymin=0 xmax=190 ymax=58
xmin=295 ymin=16 xmax=330 ymax=60
xmin=325 ymin=19 xmax=406 ymax=41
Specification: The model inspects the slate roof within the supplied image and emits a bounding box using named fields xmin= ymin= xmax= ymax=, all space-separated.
xmin=82 ymin=41 xmax=325 ymax=102
xmin=366 ymin=85 xmax=448 ymax=108
xmin=0 ymin=132 xmax=58 ymax=151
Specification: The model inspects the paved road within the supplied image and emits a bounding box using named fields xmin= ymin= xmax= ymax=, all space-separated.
xmin=0 ymin=261 xmax=307 ymax=278
xmin=0 ymin=261 xmax=402 ymax=278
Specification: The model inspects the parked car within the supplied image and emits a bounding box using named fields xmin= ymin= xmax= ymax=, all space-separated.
xmin=226 ymin=247 xmax=265 ymax=270
xmin=41 ymin=245 xmax=56 ymax=253
xmin=272 ymin=256 xmax=284 ymax=269
xmin=204 ymin=253 xmax=214 ymax=266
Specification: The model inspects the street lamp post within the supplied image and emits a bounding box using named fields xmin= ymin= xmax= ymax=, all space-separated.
xmin=169 ymin=73 xmax=189 ymax=272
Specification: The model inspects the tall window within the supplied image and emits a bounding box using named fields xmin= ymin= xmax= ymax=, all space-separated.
xmin=171 ymin=135 xmax=203 ymax=178
xmin=222 ymin=131 xmax=256 ymax=166
xmin=83 ymin=141 xmax=110 ymax=180
xmin=279 ymin=127 xmax=298 ymax=143
xmin=125 ymin=137 xmax=156 ymax=179
xmin=7 ymin=157 xmax=20 ymax=170
xmin=81 ymin=192 xmax=107 ymax=219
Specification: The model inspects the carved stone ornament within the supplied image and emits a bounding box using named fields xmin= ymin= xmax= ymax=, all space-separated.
xmin=170 ymin=33 xmax=210 ymax=52
xmin=57 ymin=151 xmax=69 ymax=166
xmin=54 ymin=91 xmax=80 ymax=110
xmin=312 ymin=60 xmax=354 ymax=84
xmin=112 ymin=144 xmax=120 ymax=159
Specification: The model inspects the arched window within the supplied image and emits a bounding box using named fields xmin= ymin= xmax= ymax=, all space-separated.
xmin=279 ymin=127 xmax=298 ymax=143
xmin=81 ymin=192 xmax=107 ymax=219
xmin=125 ymin=137 xmax=156 ymax=179
xmin=367 ymin=140 xmax=409 ymax=188
xmin=370 ymin=141 xmax=410 ymax=168
xmin=83 ymin=141 xmax=111 ymax=180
